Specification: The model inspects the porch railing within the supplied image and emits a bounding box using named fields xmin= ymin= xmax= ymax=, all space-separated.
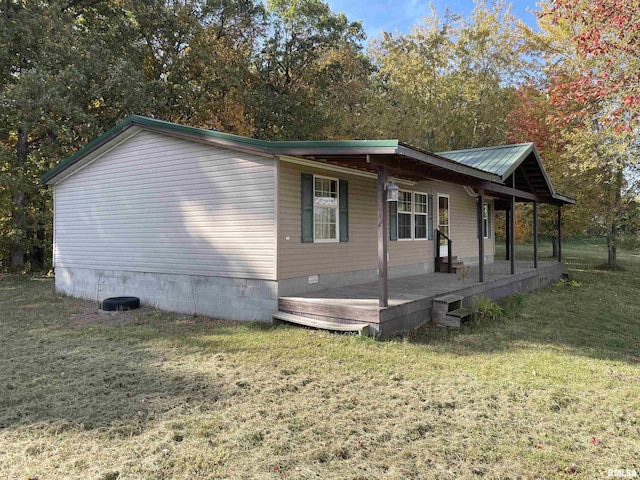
xmin=435 ymin=229 xmax=453 ymax=273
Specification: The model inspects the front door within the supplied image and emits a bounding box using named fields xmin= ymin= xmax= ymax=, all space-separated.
xmin=438 ymin=194 xmax=450 ymax=256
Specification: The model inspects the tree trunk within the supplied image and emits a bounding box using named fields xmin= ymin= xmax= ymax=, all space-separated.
xmin=606 ymin=167 xmax=624 ymax=267
xmin=10 ymin=127 xmax=28 ymax=269
xmin=552 ymin=236 xmax=558 ymax=258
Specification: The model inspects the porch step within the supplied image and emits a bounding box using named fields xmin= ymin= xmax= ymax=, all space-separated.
xmin=272 ymin=311 xmax=370 ymax=335
xmin=447 ymin=307 xmax=474 ymax=319
xmin=433 ymin=315 xmax=462 ymax=328
xmin=437 ymin=256 xmax=466 ymax=273
xmin=432 ymin=295 xmax=473 ymax=328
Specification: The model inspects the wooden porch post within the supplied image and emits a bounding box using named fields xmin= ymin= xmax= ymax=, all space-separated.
xmin=557 ymin=206 xmax=562 ymax=262
xmin=377 ymin=164 xmax=389 ymax=307
xmin=533 ymin=200 xmax=538 ymax=269
xmin=477 ymin=190 xmax=485 ymax=282
xmin=510 ymin=174 xmax=516 ymax=275
xmin=505 ymin=208 xmax=510 ymax=260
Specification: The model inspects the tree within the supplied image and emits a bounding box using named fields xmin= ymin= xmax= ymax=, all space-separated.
xmin=253 ymin=0 xmax=370 ymax=140
xmin=167 ymin=0 xmax=267 ymax=135
xmin=0 ymin=0 xmax=371 ymax=270
xmin=538 ymin=0 xmax=640 ymax=266
xmin=367 ymin=0 xmax=537 ymax=151
xmin=0 ymin=0 xmax=162 ymax=269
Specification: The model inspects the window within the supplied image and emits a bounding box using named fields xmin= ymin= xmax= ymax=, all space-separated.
xmin=414 ymin=193 xmax=428 ymax=239
xmin=391 ymin=190 xmax=431 ymax=241
xmin=483 ymin=202 xmax=491 ymax=238
xmin=438 ymin=195 xmax=450 ymax=239
xmin=314 ymin=176 xmax=338 ymax=241
xmin=302 ymin=173 xmax=348 ymax=243
xmin=397 ymin=191 xmax=412 ymax=239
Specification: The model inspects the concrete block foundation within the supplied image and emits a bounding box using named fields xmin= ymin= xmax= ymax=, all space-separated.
xmin=55 ymin=267 xmax=278 ymax=321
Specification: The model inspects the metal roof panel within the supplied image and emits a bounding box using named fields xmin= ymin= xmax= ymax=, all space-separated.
xmin=437 ymin=143 xmax=533 ymax=177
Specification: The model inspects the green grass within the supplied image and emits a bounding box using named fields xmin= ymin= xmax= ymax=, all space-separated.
xmin=1 ymin=243 xmax=640 ymax=479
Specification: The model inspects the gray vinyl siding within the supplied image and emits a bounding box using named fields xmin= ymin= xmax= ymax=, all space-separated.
xmin=54 ymin=130 xmax=277 ymax=280
xmin=277 ymin=161 xmax=495 ymax=280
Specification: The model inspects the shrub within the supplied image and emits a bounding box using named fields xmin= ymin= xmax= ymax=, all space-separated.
xmin=472 ymin=296 xmax=502 ymax=323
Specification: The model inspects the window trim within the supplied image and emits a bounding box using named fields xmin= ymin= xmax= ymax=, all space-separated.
xmin=394 ymin=189 xmax=431 ymax=241
xmin=397 ymin=190 xmax=413 ymax=241
xmin=313 ymin=174 xmax=340 ymax=243
xmin=437 ymin=193 xmax=450 ymax=237
xmin=483 ymin=201 xmax=491 ymax=239
xmin=414 ymin=192 xmax=429 ymax=241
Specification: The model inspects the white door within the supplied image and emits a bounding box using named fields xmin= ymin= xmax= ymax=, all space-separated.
xmin=438 ymin=194 xmax=450 ymax=256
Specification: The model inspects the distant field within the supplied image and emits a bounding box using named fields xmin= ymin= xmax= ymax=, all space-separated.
xmin=1 ymin=243 xmax=639 ymax=479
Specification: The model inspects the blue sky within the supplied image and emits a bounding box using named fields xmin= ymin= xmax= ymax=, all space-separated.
xmin=325 ymin=0 xmax=541 ymax=40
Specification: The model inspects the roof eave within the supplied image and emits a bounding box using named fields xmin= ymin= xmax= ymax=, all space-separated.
xmin=552 ymin=193 xmax=576 ymax=205
xmin=41 ymin=117 xmax=139 ymax=184
xmin=42 ymin=115 xmax=404 ymax=185
xmin=498 ymin=143 xmax=534 ymax=180
xmin=396 ymin=145 xmax=501 ymax=183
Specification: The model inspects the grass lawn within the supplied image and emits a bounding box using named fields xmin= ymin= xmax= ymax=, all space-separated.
xmin=1 ymin=243 xmax=639 ymax=479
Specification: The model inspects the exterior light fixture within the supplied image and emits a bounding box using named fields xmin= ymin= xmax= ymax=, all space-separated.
xmin=386 ymin=181 xmax=400 ymax=202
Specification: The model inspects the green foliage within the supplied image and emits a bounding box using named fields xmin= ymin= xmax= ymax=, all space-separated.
xmin=472 ymin=296 xmax=502 ymax=323
xmin=254 ymin=0 xmax=369 ymax=139
xmin=498 ymin=291 xmax=526 ymax=318
xmin=1 ymin=0 xmax=636 ymax=271
xmin=366 ymin=0 xmax=537 ymax=151
xmin=0 ymin=0 xmax=368 ymax=269
xmin=536 ymin=0 xmax=640 ymax=267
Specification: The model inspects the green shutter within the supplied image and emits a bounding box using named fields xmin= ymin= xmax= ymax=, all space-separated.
xmin=301 ymin=173 xmax=314 ymax=243
xmin=339 ymin=179 xmax=348 ymax=242
xmin=389 ymin=202 xmax=397 ymax=241
xmin=427 ymin=194 xmax=434 ymax=240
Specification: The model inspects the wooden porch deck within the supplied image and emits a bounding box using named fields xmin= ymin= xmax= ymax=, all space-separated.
xmin=278 ymin=260 xmax=564 ymax=337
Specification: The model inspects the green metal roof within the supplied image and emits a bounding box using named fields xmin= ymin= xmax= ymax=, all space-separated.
xmin=42 ymin=115 xmax=400 ymax=184
xmin=437 ymin=143 xmax=534 ymax=179
xmin=40 ymin=116 xmax=573 ymax=204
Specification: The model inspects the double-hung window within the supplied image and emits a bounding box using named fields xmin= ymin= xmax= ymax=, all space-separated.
xmin=301 ymin=173 xmax=348 ymax=243
xmin=314 ymin=176 xmax=338 ymax=242
xmin=414 ymin=193 xmax=428 ymax=239
xmin=397 ymin=191 xmax=413 ymax=240
xmin=392 ymin=190 xmax=429 ymax=240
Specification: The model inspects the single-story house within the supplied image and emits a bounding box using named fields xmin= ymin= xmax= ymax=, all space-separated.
xmin=42 ymin=115 xmax=574 ymax=336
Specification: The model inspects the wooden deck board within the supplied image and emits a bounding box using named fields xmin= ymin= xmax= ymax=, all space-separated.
xmin=277 ymin=260 xmax=563 ymax=338
xmin=283 ymin=261 xmax=555 ymax=308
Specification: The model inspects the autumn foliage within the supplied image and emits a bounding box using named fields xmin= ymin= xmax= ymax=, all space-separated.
xmin=543 ymin=0 xmax=640 ymax=132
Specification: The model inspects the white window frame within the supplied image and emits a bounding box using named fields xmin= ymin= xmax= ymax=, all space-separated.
xmin=397 ymin=190 xmax=413 ymax=241
xmin=483 ymin=201 xmax=491 ymax=239
xmin=413 ymin=192 xmax=428 ymax=241
xmin=313 ymin=174 xmax=339 ymax=243
xmin=437 ymin=193 xmax=451 ymax=236
xmin=395 ymin=190 xmax=431 ymax=241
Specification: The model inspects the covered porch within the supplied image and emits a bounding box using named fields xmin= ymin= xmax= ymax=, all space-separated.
xmin=273 ymin=142 xmax=574 ymax=337
xmin=278 ymin=260 xmax=564 ymax=338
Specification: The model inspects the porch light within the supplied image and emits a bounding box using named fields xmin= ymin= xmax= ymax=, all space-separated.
xmin=386 ymin=181 xmax=400 ymax=202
